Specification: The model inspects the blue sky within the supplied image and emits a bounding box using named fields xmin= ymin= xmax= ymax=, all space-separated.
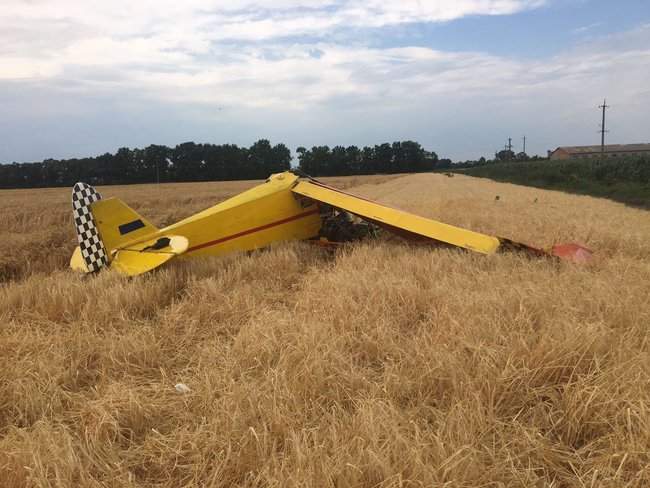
xmin=1 ymin=0 xmax=649 ymax=163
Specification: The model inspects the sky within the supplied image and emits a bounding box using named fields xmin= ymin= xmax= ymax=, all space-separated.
xmin=1 ymin=0 xmax=650 ymax=163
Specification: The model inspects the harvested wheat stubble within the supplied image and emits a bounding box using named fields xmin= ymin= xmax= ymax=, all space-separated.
xmin=0 ymin=173 xmax=649 ymax=487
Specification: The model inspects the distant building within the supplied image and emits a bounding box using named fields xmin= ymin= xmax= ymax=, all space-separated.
xmin=548 ymin=143 xmax=650 ymax=160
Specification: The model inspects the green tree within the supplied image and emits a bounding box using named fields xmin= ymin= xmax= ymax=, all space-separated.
xmin=310 ymin=146 xmax=333 ymax=176
xmin=360 ymin=146 xmax=375 ymax=174
xmin=346 ymin=146 xmax=362 ymax=174
xmin=143 ymin=145 xmax=170 ymax=183
xmin=271 ymin=143 xmax=292 ymax=172
xmin=374 ymin=143 xmax=393 ymax=173
xmin=331 ymin=146 xmax=348 ymax=175
xmin=171 ymin=142 xmax=205 ymax=181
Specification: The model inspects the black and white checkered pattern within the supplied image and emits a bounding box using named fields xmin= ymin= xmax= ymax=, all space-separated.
xmin=72 ymin=182 xmax=108 ymax=273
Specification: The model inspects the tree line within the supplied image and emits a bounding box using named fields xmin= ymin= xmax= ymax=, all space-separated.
xmin=0 ymin=140 xmax=291 ymax=189
xmin=0 ymin=139 xmax=440 ymax=189
xmin=296 ymin=141 xmax=437 ymax=176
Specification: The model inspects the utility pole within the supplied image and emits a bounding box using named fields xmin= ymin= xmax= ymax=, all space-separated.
xmin=522 ymin=136 xmax=526 ymax=155
xmin=599 ymin=99 xmax=609 ymax=154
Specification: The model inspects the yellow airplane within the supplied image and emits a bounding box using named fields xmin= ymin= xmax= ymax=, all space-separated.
xmin=70 ymin=171 xmax=592 ymax=276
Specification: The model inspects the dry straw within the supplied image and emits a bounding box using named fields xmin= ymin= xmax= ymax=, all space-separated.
xmin=1 ymin=173 xmax=649 ymax=487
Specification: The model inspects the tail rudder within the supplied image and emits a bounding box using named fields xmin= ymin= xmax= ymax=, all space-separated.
xmin=90 ymin=197 xmax=158 ymax=254
xmin=71 ymin=183 xmax=158 ymax=273
xmin=72 ymin=182 xmax=109 ymax=273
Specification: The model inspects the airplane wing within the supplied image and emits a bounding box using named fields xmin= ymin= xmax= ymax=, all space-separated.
xmin=292 ymin=179 xmax=501 ymax=254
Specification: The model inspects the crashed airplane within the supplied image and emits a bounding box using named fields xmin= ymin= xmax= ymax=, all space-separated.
xmin=70 ymin=171 xmax=592 ymax=276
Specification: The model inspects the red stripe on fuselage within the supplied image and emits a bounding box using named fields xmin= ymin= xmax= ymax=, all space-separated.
xmin=186 ymin=208 xmax=320 ymax=253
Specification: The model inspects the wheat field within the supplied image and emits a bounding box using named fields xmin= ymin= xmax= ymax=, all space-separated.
xmin=1 ymin=173 xmax=649 ymax=487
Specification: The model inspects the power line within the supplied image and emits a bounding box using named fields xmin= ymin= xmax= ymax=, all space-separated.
xmin=598 ymin=99 xmax=610 ymax=153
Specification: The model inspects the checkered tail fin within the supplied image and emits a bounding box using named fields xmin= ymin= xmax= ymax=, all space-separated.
xmin=71 ymin=182 xmax=161 ymax=274
xmin=71 ymin=182 xmax=108 ymax=273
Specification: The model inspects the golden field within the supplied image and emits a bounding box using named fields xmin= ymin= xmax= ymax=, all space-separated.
xmin=1 ymin=173 xmax=649 ymax=487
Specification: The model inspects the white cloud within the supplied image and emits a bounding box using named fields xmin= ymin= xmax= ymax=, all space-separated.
xmin=2 ymin=0 xmax=650 ymax=162
xmin=0 ymin=1 xmax=545 ymax=78
xmin=572 ymin=22 xmax=603 ymax=35
xmin=54 ymin=35 xmax=647 ymax=114
xmin=0 ymin=0 xmax=553 ymax=103
xmin=0 ymin=56 xmax=61 ymax=79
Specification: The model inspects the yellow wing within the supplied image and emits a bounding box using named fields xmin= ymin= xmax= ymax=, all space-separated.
xmin=291 ymin=179 xmax=501 ymax=254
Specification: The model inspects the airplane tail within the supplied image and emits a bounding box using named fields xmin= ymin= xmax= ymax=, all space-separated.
xmin=71 ymin=182 xmax=158 ymax=273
